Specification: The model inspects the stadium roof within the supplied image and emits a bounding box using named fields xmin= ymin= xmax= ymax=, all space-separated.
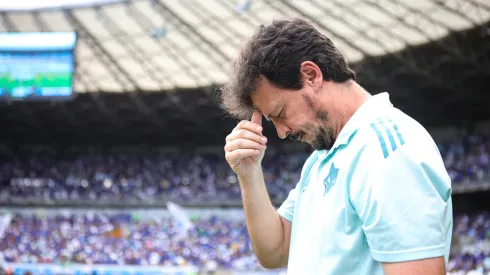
xmin=0 ymin=0 xmax=489 ymax=146
xmin=0 ymin=0 xmax=122 ymax=11
xmin=0 ymin=0 xmax=489 ymax=91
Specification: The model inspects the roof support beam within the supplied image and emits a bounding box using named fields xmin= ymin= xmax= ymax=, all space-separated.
xmin=95 ymin=7 xmax=171 ymax=90
xmin=308 ymin=0 xmax=466 ymax=94
xmin=178 ymin=0 xmax=244 ymax=49
xmin=391 ymin=1 xmax=488 ymax=75
xmin=151 ymin=0 xmax=236 ymax=119
xmin=125 ymin=4 xmax=217 ymax=133
xmin=154 ymin=0 xmax=230 ymax=65
xmin=64 ymin=9 xmax=163 ymax=127
xmin=150 ymin=0 xmax=234 ymax=127
xmin=126 ymin=3 xmax=211 ymax=90
xmin=361 ymin=0 xmax=490 ymax=91
xmin=93 ymin=6 xmax=170 ymax=126
xmin=431 ymin=0 xmax=490 ymax=71
xmin=433 ymin=0 xmax=489 ymax=26
xmin=366 ymin=0 xmax=465 ymax=59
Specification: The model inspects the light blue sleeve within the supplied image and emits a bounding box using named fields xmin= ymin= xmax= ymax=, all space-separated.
xmin=277 ymin=183 xmax=298 ymax=222
xmin=277 ymin=151 xmax=318 ymax=223
xmin=352 ymin=145 xmax=452 ymax=263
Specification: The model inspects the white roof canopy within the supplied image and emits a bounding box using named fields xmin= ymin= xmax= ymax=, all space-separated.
xmin=0 ymin=0 xmax=125 ymax=10
xmin=1 ymin=0 xmax=488 ymax=92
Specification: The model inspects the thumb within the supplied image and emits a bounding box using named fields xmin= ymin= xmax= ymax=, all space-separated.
xmin=251 ymin=111 xmax=263 ymax=126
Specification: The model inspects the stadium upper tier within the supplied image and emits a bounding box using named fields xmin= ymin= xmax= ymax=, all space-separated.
xmin=0 ymin=132 xmax=488 ymax=206
xmin=0 ymin=0 xmax=489 ymax=91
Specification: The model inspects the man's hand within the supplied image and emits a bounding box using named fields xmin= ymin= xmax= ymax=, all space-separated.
xmin=224 ymin=111 xmax=290 ymax=269
xmin=225 ymin=111 xmax=268 ymax=177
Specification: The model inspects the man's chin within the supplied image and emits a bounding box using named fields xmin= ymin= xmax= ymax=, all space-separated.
xmin=297 ymin=133 xmax=332 ymax=150
xmin=311 ymin=144 xmax=324 ymax=151
xmin=311 ymin=139 xmax=332 ymax=151
xmin=295 ymin=138 xmax=322 ymax=150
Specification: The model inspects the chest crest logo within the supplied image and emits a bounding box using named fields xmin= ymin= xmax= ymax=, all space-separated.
xmin=323 ymin=163 xmax=339 ymax=195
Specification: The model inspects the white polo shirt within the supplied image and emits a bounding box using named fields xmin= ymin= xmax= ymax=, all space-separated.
xmin=277 ymin=92 xmax=453 ymax=275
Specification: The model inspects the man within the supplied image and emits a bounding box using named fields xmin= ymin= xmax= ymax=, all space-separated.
xmin=220 ymin=17 xmax=453 ymax=275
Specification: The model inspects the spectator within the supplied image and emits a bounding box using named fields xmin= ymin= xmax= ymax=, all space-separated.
xmin=0 ymin=133 xmax=488 ymax=205
xmin=0 ymin=212 xmax=267 ymax=271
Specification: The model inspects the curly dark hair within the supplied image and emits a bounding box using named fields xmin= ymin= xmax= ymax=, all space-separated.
xmin=219 ymin=17 xmax=356 ymax=120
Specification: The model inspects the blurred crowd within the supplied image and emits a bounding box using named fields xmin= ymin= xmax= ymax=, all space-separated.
xmin=0 ymin=212 xmax=263 ymax=271
xmin=0 ymin=150 xmax=307 ymax=204
xmin=0 ymin=132 xmax=487 ymax=273
xmin=448 ymin=213 xmax=490 ymax=275
xmin=0 ymin=132 xmax=488 ymax=204
xmin=1 ymin=211 xmax=490 ymax=274
xmin=438 ymin=133 xmax=490 ymax=184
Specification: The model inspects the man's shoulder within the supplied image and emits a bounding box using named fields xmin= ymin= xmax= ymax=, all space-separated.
xmin=298 ymin=150 xmax=321 ymax=174
xmin=346 ymin=110 xmax=451 ymax=202
xmin=344 ymin=110 xmax=442 ymax=179
xmin=353 ymin=109 xmax=435 ymax=158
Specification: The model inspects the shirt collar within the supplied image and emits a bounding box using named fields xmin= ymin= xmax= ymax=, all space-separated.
xmin=317 ymin=92 xmax=393 ymax=156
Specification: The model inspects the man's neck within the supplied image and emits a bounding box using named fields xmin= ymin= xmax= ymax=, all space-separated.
xmin=334 ymin=81 xmax=371 ymax=139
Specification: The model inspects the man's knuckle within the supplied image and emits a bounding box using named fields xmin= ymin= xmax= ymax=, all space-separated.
xmin=228 ymin=131 xmax=236 ymax=139
xmin=226 ymin=151 xmax=234 ymax=158
xmin=237 ymin=139 xmax=245 ymax=148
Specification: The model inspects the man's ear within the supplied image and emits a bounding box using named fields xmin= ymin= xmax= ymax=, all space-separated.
xmin=299 ymin=61 xmax=323 ymax=90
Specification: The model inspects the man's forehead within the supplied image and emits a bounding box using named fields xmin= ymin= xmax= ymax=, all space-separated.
xmin=252 ymin=102 xmax=278 ymax=121
xmin=251 ymin=94 xmax=278 ymax=110
xmin=251 ymin=78 xmax=283 ymax=116
xmin=251 ymin=84 xmax=278 ymax=108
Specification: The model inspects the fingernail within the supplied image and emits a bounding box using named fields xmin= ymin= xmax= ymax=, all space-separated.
xmin=261 ymin=137 xmax=267 ymax=143
xmin=257 ymin=126 xmax=262 ymax=131
xmin=255 ymin=150 xmax=261 ymax=154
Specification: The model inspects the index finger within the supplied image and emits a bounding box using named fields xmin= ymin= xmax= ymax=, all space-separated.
xmin=251 ymin=111 xmax=262 ymax=126
xmin=233 ymin=120 xmax=263 ymax=134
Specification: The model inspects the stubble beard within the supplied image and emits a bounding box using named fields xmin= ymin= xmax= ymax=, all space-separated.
xmin=303 ymin=94 xmax=335 ymax=151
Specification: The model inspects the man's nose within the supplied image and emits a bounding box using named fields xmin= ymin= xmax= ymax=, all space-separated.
xmin=273 ymin=122 xmax=290 ymax=140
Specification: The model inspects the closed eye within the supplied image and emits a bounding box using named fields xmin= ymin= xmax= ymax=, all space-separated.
xmin=277 ymin=108 xmax=285 ymax=119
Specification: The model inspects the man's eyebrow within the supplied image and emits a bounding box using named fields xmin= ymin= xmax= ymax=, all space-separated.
xmin=252 ymin=104 xmax=275 ymax=121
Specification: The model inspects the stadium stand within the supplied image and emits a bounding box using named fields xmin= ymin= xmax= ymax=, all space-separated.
xmin=0 ymin=211 xmax=259 ymax=270
xmin=0 ymin=0 xmax=489 ymax=274
xmin=0 ymin=147 xmax=310 ymax=206
xmin=448 ymin=213 xmax=490 ymax=275
xmin=0 ymin=131 xmax=489 ymax=206
xmin=1 ymin=208 xmax=490 ymax=274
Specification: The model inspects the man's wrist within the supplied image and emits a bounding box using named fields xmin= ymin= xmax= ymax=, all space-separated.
xmin=238 ymin=167 xmax=263 ymax=187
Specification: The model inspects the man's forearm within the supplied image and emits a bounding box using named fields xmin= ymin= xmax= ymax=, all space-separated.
xmin=238 ymin=169 xmax=287 ymax=268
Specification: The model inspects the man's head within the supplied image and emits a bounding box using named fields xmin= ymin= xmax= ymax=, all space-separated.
xmin=219 ymin=17 xmax=356 ymax=150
